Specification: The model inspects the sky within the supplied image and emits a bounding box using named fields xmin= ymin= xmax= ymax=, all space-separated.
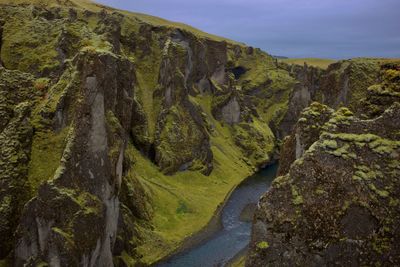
xmin=95 ymin=0 xmax=400 ymax=59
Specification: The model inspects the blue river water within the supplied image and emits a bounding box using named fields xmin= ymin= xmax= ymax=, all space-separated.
xmin=157 ymin=164 xmax=278 ymax=267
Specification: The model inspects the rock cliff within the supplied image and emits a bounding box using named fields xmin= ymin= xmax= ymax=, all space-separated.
xmin=247 ymin=61 xmax=400 ymax=266
xmin=0 ymin=1 xmax=398 ymax=266
xmin=0 ymin=0 xmax=295 ymax=265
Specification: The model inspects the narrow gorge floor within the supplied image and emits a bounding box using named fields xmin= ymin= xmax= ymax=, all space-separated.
xmin=157 ymin=164 xmax=278 ymax=267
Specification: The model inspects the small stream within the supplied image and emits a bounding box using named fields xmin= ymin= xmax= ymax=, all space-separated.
xmin=157 ymin=164 xmax=278 ymax=267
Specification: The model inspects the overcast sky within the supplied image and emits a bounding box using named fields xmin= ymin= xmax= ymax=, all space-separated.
xmin=96 ymin=0 xmax=400 ymax=59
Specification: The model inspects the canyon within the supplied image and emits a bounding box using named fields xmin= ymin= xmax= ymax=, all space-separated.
xmin=0 ymin=0 xmax=398 ymax=266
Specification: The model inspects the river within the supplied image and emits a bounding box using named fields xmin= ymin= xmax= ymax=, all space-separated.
xmin=157 ymin=163 xmax=278 ymax=267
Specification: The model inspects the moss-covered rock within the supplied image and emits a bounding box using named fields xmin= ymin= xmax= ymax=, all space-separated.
xmin=247 ymin=102 xmax=400 ymax=266
xmin=5 ymin=1 xmax=393 ymax=266
xmin=277 ymin=102 xmax=333 ymax=175
xmin=276 ymin=59 xmax=393 ymax=140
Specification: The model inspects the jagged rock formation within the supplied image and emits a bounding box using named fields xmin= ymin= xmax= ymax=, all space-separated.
xmin=0 ymin=0 xmax=296 ymax=265
xmin=0 ymin=0 xmax=398 ymax=266
xmin=247 ymin=61 xmax=400 ymax=266
xmin=275 ymin=59 xmax=386 ymax=138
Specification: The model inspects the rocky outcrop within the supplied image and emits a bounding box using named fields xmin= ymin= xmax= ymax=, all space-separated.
xmin=14 ymin=51 xmax=138 ymax=266
xmin=0 ymin=69 xmax=37 ymax=259
xmin=277 ymin=102 xmax=333 ymax=176
xmin=0 ymin=2 xmax=291 ymax=265
xmin=276 ymin=59 xmax=383 ymax=139
xmin=2 ymin=1 xmax=397 ymax=266
xmin=247 ymin=61 xmax=400 ymax=266
xmin=277 ymin=63 xmax=323 ymax=138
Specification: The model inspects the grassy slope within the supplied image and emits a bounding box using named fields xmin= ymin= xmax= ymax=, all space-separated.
xmin=0 ymin=1 xmax=276 ymax=265
xmin=279 ymin=58 xmax=336 ymax=69
xmin=0 ymin=0 xmax=243 ymax=45
xmin=132 ymin=95 xmax=256 ymax=264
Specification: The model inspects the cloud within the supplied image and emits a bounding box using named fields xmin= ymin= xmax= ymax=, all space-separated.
xmin=96 ymin=0 xmax=400 ymax=58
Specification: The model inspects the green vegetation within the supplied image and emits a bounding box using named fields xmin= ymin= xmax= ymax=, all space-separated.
xmin=279 ymin=58 xmax=336 ymax=69
xmin=0 ymin=7 xmax=61 ymax=73
xmin=129 ymin=141 xmax=253 ymax=264
xmin=28 ymin=127 xmax=69 ymax=194
xmin=236 ymin=49 xmax=276 ymax=90
xmin=256 ymin=241 xmax=270 ymax=249
xmin=322 ymin=133 xmax=400 ymax=155
xmin=229 ymin=255 xmax=246 ymax=267
xmin=129 ymin=93 xmax=276 ymax=264
xmin=352 ymin=165 xmax=383 ymax=181
xmin=0 ymin=0 xmax=243 ymax=45
xmin=291 ymin=185 xmax=304 ymax=205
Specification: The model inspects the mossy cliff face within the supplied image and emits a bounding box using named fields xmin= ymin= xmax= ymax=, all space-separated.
xmin=14 ymin=50 xmax=141 ymax=266
xmin=276 ymin=59 xmax=391 ymax=138
xmin=0 ymin=1 xmax=298 ymax=265
xmin=276 ymin=102 xmax=334 ymax=176
xmin=278 ymin=61 xmax=400 ymax=177
xmin=0 ymin=69 xmax=36 ymax=259
xmin=247 ymin=62 xmax=400 ymax=266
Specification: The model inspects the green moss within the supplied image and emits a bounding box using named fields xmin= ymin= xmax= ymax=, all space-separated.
xmin=250 ymin=67 xmax=295 ymax=131
xmin=323 ymin=133 xmax=400 ymax=156
xmin=325 ymin=108 xmax=354 ymax=127
xmin=156 ymin=104 xmax=208 ymax=174
xmin=131 ymin=35 xmax=163 ymax=139
xmin=256 ymin=241 xmax=269 ymax=249
xmin=352 ymin=165 xmax=383 ymax=181
xmin=1 ymin=8 xmax=61 ymax=73
xmin=273 ymin=175 xmax=288 ymax=188
xmin=236 ymin=49 xmax=276 ymax=90
xmin=52 ymin=227 xmax=74 ymax=246
xmin=291 ymin=185 xmax=304 ymax=205
xmin=371 ymin=236 xmax=391 ymax=255
xmin=368 ymin=183 xmax=390 ymax=198
xmin=33 ymin=78 xmax=50 ymax=91
xmin=315 ymin=188 xmax=326 ymax=195
xmin=328 ymin=143 xmax=356 ymax=159
xmin=278 ymin=58 xmax=336 ymax=69
xmin=128 ymin=94 xmax=269 ymax=264
xmin=322 ymin=139 xmax=338 ymax=149
xmin=106 ymin=110 xmax=122 ymax=133
xmin=233 ymin=119 xmax=274 ymax=166
xmin=28 ymin=127 xmax=69 ymax=194
xmin=368 ymin=138 xmax=399 ymax=155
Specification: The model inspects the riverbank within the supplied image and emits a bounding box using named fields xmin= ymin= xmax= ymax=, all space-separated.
xmin=152 ymin=179 xmax=238 ymax=266
xmin=154 ymin=163 xmax=278 ymax=266
xmin=226 ymin=246 xmax=248 ymax=267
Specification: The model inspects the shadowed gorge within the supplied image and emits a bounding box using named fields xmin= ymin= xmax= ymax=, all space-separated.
xmin=0 ymin=0 xmax=399 ymax=266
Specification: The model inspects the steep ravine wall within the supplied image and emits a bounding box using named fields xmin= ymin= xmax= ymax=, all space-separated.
xmin=275 ymin=59 xmax=384 ymax=139
xmin=247 ymin=60 xmax=400 ymax=266
xmin=0 ymin=1 xmax=295 ymax=266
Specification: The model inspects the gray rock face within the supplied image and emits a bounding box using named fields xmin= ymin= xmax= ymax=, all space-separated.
xmin=277 ymin=102 xmax=334 ymax=176
xmin=277 ymin=64 xmax=322 ymax=139
xmin=248 ymin=59 xmax=400 ymax=267
xmin=277 ymin=60 xmax=381 ymax=139
xmin=0 ymin=70 xmax=36 ymax=259
xmin=221 ymin=97 xmax=241 ymax=125
xmin=15 ymin=51 xmax=137 ymax=266
xmin=248 ymin=103 xmax=400 ymax=266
